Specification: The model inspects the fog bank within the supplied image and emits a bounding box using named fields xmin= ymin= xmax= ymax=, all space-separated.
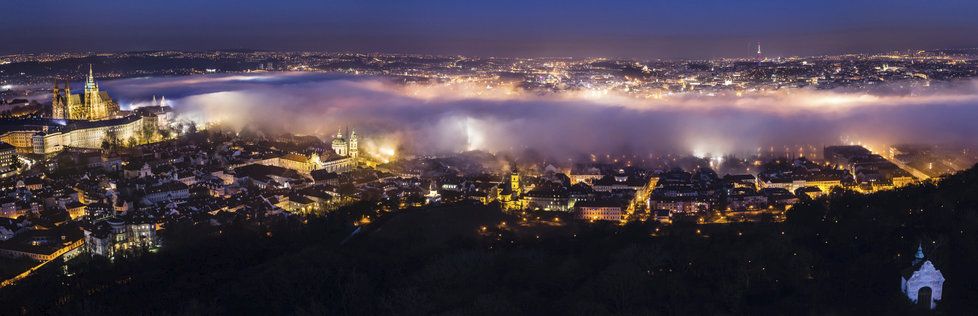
xmin=99 ymin=72 xmax=978 ymax=158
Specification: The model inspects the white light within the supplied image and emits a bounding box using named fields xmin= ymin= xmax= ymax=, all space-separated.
xmin=464 ymin=117 xmax=484 ymax=151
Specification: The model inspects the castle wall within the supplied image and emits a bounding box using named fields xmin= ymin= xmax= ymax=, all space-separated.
xmin=33 ymin=116 xmax=147 ymax=154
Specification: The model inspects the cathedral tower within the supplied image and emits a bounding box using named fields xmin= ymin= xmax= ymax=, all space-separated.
xmin=83 ymin=64 xmax=107 ymax=120
xmin=51 ymin=65 xmax=119 ymax=121
xmin=52 ymin=81 xmax=66 ymax=119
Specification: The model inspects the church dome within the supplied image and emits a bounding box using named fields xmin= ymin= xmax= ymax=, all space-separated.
xmin=331 ymin=137 xmax=346 ymax=146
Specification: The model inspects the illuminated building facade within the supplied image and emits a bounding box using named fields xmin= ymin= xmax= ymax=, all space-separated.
xmin=51 ymin=65 xmax=120 ymax=121
xmin=510 ymin=171 xmax=522 ymax=196
xmin=0 ymin=131 xmax=35 ymax=154
xmin=568 ymin=167 xmax=603 ymax=184
xmin=0 ymin=142 xmax=15 ymax=175
xmin=497 ymin=169 xmax=523 ymax=211
xmin=273 ymin=153 xmax=324 ymax=174
xmin=331 ymin=128 xmax=359 ymax=159
xmin=521 ymin=188 xmax=571 ymax=212
xmin=30 ymin=115 xmax=157 ymax=155
xmin=83 ymin=214 xmax=159 ymax=260
xmin=758 ymin=177 xmax=843 ymax=194
xmin=901 ymin=245 xmax=944 ymax=310
xmin=0 ymin=110 xmax=163 ymax=156
xmin=824 ymin=145 xmax=917 ymax=192
xmin=275 ymin=194 xmax=320 ymax=214
xmin=649 ymin=196 xmax=711 ymax=214
xmin=259 ymin=152 xmax=356 ymax=174
xmin=576 ymin=200 xmax=626 ymax=221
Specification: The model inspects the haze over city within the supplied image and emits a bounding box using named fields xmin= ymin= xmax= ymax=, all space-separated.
xmin=95 ymin=72 xmax=978 ymax=159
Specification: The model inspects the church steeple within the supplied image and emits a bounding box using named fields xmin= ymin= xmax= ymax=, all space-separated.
xmin=902 ymin=243 xmax=944 ymax=310
xmin=51 ymin=66 xmax=117 ymax=121
xmin=85 ymin=64 xmax=97 ymax=92
xmin=913 ymin=243 xmax=925 ymax=266
xmin=349 ymin=128 xmax=358 ymax=159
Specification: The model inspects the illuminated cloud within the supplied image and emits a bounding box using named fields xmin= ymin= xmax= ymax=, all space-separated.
xmin=98 ymin=72 xmax=978 ymax=158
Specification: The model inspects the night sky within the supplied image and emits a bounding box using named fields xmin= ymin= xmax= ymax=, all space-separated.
xmin=4 ymin=0 xmax=978 ymax=58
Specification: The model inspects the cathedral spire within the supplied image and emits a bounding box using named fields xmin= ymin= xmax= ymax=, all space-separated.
xmin=85 ymin=64 xmax=97 ymax=92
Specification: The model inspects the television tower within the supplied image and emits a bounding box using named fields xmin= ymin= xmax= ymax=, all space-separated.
xmin=755 ymin=42 xmax=764 ymax=61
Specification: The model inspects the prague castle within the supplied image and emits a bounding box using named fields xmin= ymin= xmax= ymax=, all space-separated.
xmin=51 ymin=65 xmax=120 ymax=121
xmin=0 ymin=67 xmax=170 ymax=157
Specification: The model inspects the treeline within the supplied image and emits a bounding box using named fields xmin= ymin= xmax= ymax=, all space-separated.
xmin=2 ymin=165 xmax=977 ymax=315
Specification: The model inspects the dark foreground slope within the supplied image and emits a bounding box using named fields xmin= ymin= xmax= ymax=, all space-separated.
xmin=2 ymin=165 xmax=978 ymax=315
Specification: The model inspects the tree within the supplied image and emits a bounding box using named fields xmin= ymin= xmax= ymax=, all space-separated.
xmin=102 ymin=129 xmax=120 ymax=151
xmin=159 ymin=128 xmax=173 ymax=140
xmin=141 ymin=122 xmax=157 ymax=143
xmin=10 ymin=156 xmax=21 ymax=171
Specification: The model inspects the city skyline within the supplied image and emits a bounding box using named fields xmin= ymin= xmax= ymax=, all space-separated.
xmin=4 ymin=0 xmax=978 ymax=58
xmin=0 ymin=2 xmax=976 ymax=314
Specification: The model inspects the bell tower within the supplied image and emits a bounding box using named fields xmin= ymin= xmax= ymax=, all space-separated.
xmin=349 ymin=129 xmax=358 ymax=159
xmin=510 ymin=168 xmax=521 ymax=196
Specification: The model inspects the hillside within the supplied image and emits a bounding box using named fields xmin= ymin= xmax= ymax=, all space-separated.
xmin=2 ymin=165 xmax=977 ymax=315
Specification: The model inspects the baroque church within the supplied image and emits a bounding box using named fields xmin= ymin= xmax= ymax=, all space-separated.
xmin=51 ymin=65 xmax=120 ymax=121
xmin=331 ymin=128 xmax=358 ymax=158
xmin=259 ymin=129 xmax=360 ymax=175
xmin=901 ymin=244 xmax=945 ymax=310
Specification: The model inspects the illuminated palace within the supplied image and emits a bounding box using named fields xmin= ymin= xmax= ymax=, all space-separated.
xmin=0 ymin=78 xmax=170 ymax=156
xmin=51 ymin=65 xmax=120 ymax=121
xmin=0 ymin=109 xmax=168 ymax=156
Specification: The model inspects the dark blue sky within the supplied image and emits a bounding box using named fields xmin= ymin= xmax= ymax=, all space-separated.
xmin=4 ymin=0 xmax=978 ymax=58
